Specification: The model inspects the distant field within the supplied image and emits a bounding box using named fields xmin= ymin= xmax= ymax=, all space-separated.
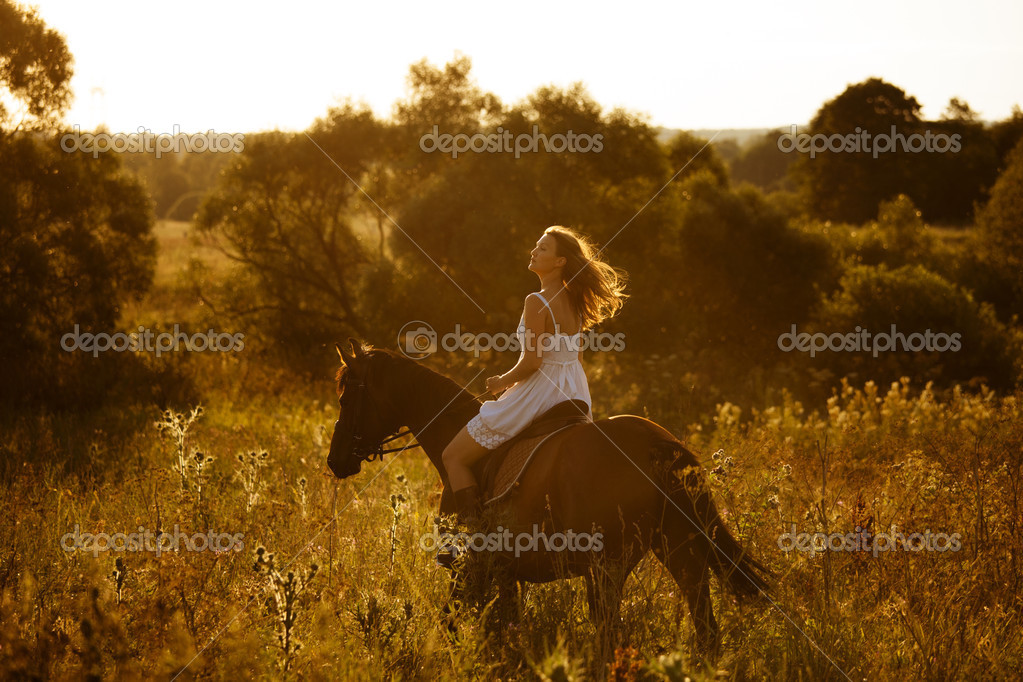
xmin=120 ymin=219 xmax=231 ymax=327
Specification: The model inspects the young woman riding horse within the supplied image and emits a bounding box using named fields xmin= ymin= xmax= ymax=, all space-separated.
xmin=441 ymin=226 xmax=627 ymax=521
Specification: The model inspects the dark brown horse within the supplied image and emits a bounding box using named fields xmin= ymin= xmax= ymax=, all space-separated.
xmin=327 ymin=339 xmax=770 ymax=656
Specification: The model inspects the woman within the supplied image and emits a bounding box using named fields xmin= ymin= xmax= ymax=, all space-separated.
xmin=441 ymin=225 xmax=628 ymax=520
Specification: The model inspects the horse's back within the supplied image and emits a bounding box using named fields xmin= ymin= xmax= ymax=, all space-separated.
xmin=604 ymin=414 xmax=682 ymax=445
xmin=514 ymin=414 xmax=688 ymax=511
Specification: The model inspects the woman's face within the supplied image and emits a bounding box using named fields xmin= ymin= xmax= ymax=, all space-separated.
xmin=528 ymin=233 xmax=566 ymax=274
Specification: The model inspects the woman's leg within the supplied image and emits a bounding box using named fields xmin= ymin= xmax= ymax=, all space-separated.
xmin=435 ymin=427 xmax=491 ymax=566
xmin=442 ymin=425 xmax=490 ymax=492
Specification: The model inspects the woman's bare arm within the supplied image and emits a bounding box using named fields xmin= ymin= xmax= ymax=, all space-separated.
xmin=486 ymin=294 xmax=547 ymax=394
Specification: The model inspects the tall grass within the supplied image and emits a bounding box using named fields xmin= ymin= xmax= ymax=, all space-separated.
xmin=1 ymin=372 xmax=1020 ymax=679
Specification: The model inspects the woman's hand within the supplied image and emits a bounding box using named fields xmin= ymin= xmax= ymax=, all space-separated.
xmin=485 ymin=375 xmax=508 ymax=395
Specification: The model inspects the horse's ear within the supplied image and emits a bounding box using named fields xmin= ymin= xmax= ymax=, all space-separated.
xmin=336 ymin=342 xmax=355 ymax=367
xmin=349 ymin=337 xmax=365 ymax=359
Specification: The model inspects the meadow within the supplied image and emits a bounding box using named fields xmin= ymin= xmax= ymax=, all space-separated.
xmin=1 ymin=221 xmax=1021 ymax=681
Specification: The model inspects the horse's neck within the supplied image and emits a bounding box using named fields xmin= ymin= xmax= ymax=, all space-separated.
xmin=395 ymin=369 xmax=478 ymax=476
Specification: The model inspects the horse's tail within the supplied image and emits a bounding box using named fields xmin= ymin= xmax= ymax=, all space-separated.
xmin=654 ymin=438 xmax=773 ymax=602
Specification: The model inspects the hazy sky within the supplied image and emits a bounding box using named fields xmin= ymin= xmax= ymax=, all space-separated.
xmin=31 ymin=0 xmax=1023 ymax=134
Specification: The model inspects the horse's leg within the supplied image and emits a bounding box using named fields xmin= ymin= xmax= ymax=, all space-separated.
xmin=653 ymin=532 xmax=720 ymax=660
xmin=491 ymin=572 xmax=522 ymax=643
xmin=585 ymin=562 xmax=626 ymax=662
xmin=442 ymin=571 xmax=464 ymax=634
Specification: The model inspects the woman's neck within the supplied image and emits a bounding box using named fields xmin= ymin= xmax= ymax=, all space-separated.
xmin=538 ymin=272 xmax=565 ymax=298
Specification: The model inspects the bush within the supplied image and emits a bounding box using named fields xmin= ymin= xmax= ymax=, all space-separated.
xmin=806 ymin=264 xmax=1019 ymax=389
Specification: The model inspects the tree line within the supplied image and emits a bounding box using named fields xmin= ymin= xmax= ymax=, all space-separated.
xmin=2 ymin=0 xmax=1021 ymax=410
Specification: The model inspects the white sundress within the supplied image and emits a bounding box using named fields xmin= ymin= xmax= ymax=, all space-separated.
xmin=466 ymin=292 xmax=593 ymax=449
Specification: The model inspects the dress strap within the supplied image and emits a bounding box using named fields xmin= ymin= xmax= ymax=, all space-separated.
xmin=530 ymin=292 xmax=558 ymax=328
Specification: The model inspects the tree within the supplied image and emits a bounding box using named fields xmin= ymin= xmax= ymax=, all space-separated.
xmin=975 ymin=138 xmax=1023 ymax=316
xmin=912 ymin=98 xmax=999 ymax=224
xmin=665 ymin=173 xmax=836 ymax=363
xmin=792 ymin=78 xmax=923 ymax=223
xmin=196 ymin=104 xmax=390 ymax=364
xmin=0 ymin=0 xmax=155 ymax=406
xmin=664 ymin=131 xmax=729 ymax=186
xmin=0 ymin=0 xmax=73 ymax=131
xmin=990 ymin=105 xmax=1023 ymax=170
xmin=730 ymin=129 xmax=795 ymax=192
xmin=389 ymin=75 xmax=668 ymax=338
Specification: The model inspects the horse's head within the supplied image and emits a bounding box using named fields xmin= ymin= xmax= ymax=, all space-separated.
xmin=327 ymin=339 xmax=401 ymax=479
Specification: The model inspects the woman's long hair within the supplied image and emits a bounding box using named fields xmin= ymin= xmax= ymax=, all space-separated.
xmin=544 ymin=226 xmax=628 ymax=330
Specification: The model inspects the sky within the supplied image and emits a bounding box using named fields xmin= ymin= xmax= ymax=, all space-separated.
xmin=29 ymin=0 xmax=1023 ymax=135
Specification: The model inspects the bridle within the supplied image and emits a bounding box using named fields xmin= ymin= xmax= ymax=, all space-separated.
xmin=340 ymin=372 xmax=414 ymax=463
xmin=339 ymin=366 xmax=491 ymax=464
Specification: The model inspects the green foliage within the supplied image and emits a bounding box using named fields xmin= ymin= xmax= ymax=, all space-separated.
xmin=0 ymin=133 xmax=156 ymax=406
xmin=989 ymin=105 xmax=1023 ymax=168
xmin=793 ymin=78 xmax=923 ymax=223
xmin=809 ymin=264 xmax=1019 ymax=388
xmin=730 ymin=128 xmax=796 ymax=192
xmin=665 ymin=172 xmax=836 ymax=359
xmin=0 ymin=0 xmax=73 ymax=130
xmin=0 ymin=1 xmax=156 ymax=408
xmin=198 ymin=57 xmax=671 ymax=365
xmin=791 ymin=79 xmax=1007 ymax=225
xmin=664 ymin=130 xmax=729 ymax=186
xmin=195 ymin=105 xmax=390 ymax=369
xmin=975 ymin=138 xmax=1023 ymax=315
xmin=912 ymin=98 xmax=999 ymax=223
xmin=190 ymin=59 xmax=1023 ymax=401
xmin=798 ymin=194 xmax=939 ymax=271
xmin=391 ymin=79 xmax=666 ymax=335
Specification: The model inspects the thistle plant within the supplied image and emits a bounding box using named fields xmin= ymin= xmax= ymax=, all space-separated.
xmin=110 ymin=558 xmax=127 ymax=605
xmin=186 ymin=449 xmax=216 ymax=507
xmin=234 ymin=450 xmax=270 ymax=512
xmin=352 ymin=593 xmax=414 ymax=652
xmin=154 ymin=406 xmax=204 ymax=492
xmin=389 ymin=492 xmax=407 ymax=574
xmin=253 ymin=546 xmax=318 ymax=672
xmin=292 ymin=475 xmax=308 ymax=518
